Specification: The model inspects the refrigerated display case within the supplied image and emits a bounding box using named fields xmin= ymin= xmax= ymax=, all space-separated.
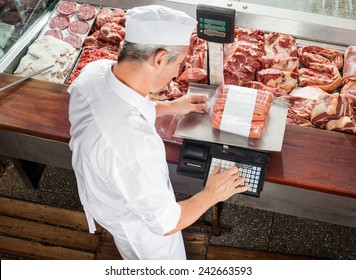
xmin=0 ymin=0 xmax=58 ymax=72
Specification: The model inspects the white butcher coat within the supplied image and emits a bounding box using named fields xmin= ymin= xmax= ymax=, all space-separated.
xmin=68 ymin=59 xmax=186 ymax=260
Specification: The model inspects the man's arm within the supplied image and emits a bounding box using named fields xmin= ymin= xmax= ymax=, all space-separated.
xmin=155 ymin=94 xmax=208 ymax=117
xmin=164 ymin=165 xmax=250 ymax=236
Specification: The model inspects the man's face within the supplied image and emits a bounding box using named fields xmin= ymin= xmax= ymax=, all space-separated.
xmin=152 ymin=47 xmax=188 ymax=93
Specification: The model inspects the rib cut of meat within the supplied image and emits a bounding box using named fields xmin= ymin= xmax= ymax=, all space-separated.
xmin=289 ymin=86 xmax=328 ymax=100
xmin=265 ymin=32 xmax=298 ymax=57
xmin=261 ymin=55 xmax=299 ymax=73
xmin=325 ymin=116 xmax=356 ymax=134
xmin=286 ymin=110 xmax=314 ymax=127
xmin=298 ymin=62 xmax=342 ymax=92
xmin=298 ymin=45 xmax=343 ymax=70
xmin=311 ymin=93 xmax=353 ymax=129
xmin=281 ymin=95 xmax=316 ymax=119
xmin=342 ymin=46 xmax=356 ymax=84
xmin=256 ymin=68 xmax=298 ymax=94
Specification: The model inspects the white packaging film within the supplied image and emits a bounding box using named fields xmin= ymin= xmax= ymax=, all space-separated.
xmin=219 ymin=86 xmax=257 ymax=137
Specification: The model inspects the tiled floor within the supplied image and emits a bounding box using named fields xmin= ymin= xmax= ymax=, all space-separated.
xmin=0 ymin=157 xmax=355 ymax=260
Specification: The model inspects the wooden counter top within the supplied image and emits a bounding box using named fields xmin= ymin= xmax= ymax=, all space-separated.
xmin=1 ymin=73 xmax=356 ymax=198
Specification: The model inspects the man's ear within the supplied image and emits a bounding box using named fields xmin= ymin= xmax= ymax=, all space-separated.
xmin=151 ymin=49 xmax=168 ymax=69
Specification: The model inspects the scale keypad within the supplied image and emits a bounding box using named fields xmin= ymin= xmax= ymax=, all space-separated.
xmin=208 ymin=157 xmax=262 ymax=194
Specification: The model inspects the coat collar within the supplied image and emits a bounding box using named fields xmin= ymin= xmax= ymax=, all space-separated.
xmin=105 ymin=62 xmax=156 ymax=127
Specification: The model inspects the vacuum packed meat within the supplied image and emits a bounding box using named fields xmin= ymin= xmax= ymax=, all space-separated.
xmin=210 ymin=85 xmax=274 ymax=139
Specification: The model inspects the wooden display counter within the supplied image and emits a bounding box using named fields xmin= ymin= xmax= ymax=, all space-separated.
xmin=0 ymin=73 xmax=356 ymax=199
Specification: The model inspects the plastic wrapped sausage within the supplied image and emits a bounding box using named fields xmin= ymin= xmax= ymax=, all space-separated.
xmin=210 ymin=85 xmax=274 ymax=139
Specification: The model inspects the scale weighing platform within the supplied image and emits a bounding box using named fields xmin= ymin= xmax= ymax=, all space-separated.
xmin=175 ymin=5 xmax=289 ymax=197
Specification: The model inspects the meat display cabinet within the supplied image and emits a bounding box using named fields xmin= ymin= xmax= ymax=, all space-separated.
xmin=0 ymin=0 xmax=355 ymax=228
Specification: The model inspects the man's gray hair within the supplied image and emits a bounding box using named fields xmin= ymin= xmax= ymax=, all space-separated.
xmin=117 ymin=41 xmax=187 ymax=64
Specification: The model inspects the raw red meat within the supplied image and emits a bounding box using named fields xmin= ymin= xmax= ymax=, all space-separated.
xmin=177 ymin=68 xmax=207 ymax=84
xmin=261 ymin=55 xmax=299 ymax=73
xmin=310 ymin=93 xmax=353 ymax=129
xmin=210 ymin=85 xmax=274 ymax=139
xmin=150 ymin=81 xmax=183 ymax=101
xmin=57 ymin=1 xmax=77 ymax=16
xmin=66 ymin=48 xmax=118 ymax=85
xmin=286 ymin=110 xmax=314 ymax=127
xmin=265 ymin=32 xmax=298 ymax=57
xmin=298 ymin=63 xmax=342 ymax=92
xmin=342 ymin=46 xmax=356 ymax=84
xmin=77 ymin=4 xmax=96 ymax=21
xmin=95 ymin=7 xmax=125 ymax=30
xmin=49 ymin=15 xmax=70 ymax=30
xmin=298 ymin=45 xmax=343 ymax=70
xmin=69 ymin=20 xmax=90 ymax=35
xmin=246 ymin=81 xmax=286 ymax=97
xmin=97 ymin=22 xmax=126 ymax=45
xmin=257 ymin=68 xmax=298 ymax=94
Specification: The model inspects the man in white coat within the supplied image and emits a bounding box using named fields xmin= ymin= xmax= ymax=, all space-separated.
xmin=68 ymin=5 xmax=249 ymax=260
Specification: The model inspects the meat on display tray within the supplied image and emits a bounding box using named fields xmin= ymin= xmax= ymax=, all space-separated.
xmin=39 ymin=1 xmax=100 ymax=49
xmin=65 ymin=46 xmax=119 ymax=85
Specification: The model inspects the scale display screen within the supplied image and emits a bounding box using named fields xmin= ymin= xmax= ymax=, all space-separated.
xmin=196 ymin=4 xmax=235 ymax=43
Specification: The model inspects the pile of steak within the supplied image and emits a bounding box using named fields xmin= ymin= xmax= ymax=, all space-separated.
xmin=298 ymin=46 xmax=343 ymax=92
xmin=256 ymin=32 xmax=298 ymax=94
xmin=223 ymin=28 xmax=265 ymax=86
xmin=84 ymin=7 xmax=126 ymax=52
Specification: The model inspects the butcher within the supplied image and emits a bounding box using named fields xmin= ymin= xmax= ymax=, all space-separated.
xmin=68 ymin=5 xmax=249 ymax=260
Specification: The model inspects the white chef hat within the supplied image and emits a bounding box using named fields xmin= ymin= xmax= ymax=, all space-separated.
xmin=125 ymin=5 xmax=197 ymax=46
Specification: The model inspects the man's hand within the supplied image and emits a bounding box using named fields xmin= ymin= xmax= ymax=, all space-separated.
xmin=155 ymin=94 xmax=208 ymax=117
xmin=171 ymin=94 xmax=208 ymax=115
xmin=203 ymin=164 xmax=250 ymax=203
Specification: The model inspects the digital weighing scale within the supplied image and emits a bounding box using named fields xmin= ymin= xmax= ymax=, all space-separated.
xmin=176 ymin=4 xmax=289 ymax=197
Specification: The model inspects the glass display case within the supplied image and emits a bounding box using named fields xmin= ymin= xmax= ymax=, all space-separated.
xmin=0 ymin=0 xmax=58 ymax=71
xmin=231 ymin=0 xmax=356 ymax=20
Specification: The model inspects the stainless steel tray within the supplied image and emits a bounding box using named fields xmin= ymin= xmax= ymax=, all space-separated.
xmin=174 ymin=84 xmax=289 ymax=152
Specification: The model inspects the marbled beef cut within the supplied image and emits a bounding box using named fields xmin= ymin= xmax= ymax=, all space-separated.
xmin=342 ymin=46 xmax=356 ymax=84
xmin=298 ymin=45 xmax=343 ymax=70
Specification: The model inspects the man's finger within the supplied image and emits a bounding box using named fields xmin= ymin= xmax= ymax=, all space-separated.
xmin=192 ymin=103 xmax=207 ymax=113
xmin=211 ymin=164 xmax=221 ymax=175
xmin=191 ymin=94 xmax=208 ymax=104
xmin=235 ymin=183 xmax=250 ymax=193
